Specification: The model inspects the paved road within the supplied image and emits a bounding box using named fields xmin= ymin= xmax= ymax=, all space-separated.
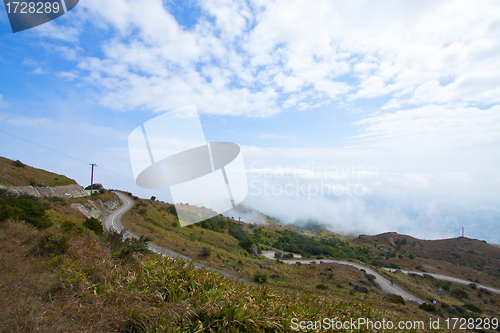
xmin=282 ymin=259 xmax=425 ymax=304
xmin=382 ymin=268 xmax=500 ymax=295
xmin=104 ymin=191 xmax=254 ymax=285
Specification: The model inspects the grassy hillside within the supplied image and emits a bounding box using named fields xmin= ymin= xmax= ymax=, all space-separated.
xmin=120 ymin=194 xmax=500 ymax=328
xmin=0 ymin=156 xmax=76 ymax=187
xmin=1 ymin=192 xmax=425 ymax=332
xmin=353 ymin=232 xmax=500 ymax=289
xmin=1 ymin=157 xmax=498 ymax=331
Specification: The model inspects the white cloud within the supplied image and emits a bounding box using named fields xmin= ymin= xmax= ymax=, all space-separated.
xmin=64 ymin=0 xmax=500 ymax=125
xmin=352 ymin=105 xmax=500 ymax=149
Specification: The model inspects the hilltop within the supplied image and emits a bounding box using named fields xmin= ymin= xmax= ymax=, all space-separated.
xmin=0 ymin=156 xmax=76 ymax=187
xmin=353 ymin=232 xmax=500 ymax=288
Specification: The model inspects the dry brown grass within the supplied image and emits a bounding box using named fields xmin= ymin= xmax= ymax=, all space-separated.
xmin=353 ymin=232 xmax=500 ymax=289
xmin=0 ymin=156 xmax=76 ymax=187
xmin=1 ymin=218 xmax=419 ymax=333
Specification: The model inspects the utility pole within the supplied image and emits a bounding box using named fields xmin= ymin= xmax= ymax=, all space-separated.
xmin=90 ymin=163 xmax=97 ymax=194
xmin=462 ymin=227 xmax=465 ymax=238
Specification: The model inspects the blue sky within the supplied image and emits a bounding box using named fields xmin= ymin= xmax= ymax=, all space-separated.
xmin=1 ymin=0 xmax=499 ymax=242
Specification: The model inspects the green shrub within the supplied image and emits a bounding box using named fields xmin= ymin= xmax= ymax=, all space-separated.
xmin=423 ymin=274 xmax=436 ymax=282
xmin=12 ymin=160 xmax=25 ymax=167
xmin=35 ymin=234 xmax=70 ymax=255
xmin=479 ymin=288 xmax=491 ymax=295
xmin=83 ymin=217 xmax=103 ymax=235
xmin=106 ymin=230 xmax=123 ymax=250
xmin=238 ymin=237 xmax=254 ymax=252
xmin=365 ymin=273 xmax=376 ymax=282
xmin=0 ymin=195 xmax=52 ymax=229
xmin=450 ymin=289 xmax=469 ymax=300
xmin=316 ymin=284 xmax=328 ymax=290
xmin=120 ymin=235 xmax=152 ymax=259
xmin=469 ymin=283 xmax=477 ymax=289
xmin=0 ymin=203 xmax=24 ymax=222
xmin=462 ymin=303 xmax=482 ymax=314
xmin=419 ymin=303 xmax=437 ymax=312
xmin=138 ymin=208 xmax=147 ymax=216
xmin=166 ymin=205 xmax=177 ymax=216
xmin=282 ymin=252 xmax=294 ymax=259
xmin=387 ymin=294 xmax=406 ymax=305
xmin=253 ymin=271 xmax=268 ymax=283
xmin=60 ymin=220 xmax=84 ymax=234
xmin=201 ymin=246 xmax=212 ymax=257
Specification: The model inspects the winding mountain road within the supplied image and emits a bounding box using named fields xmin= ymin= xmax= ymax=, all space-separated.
xmin=104 ymin=191 xmax=254 ymax=285
xmin=382 ymin=268 xmax=500 ymax=295
xmin=282 ymin=259 xmax=425 ymax=304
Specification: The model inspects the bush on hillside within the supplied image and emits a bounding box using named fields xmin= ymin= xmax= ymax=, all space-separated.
xmin=60 ymin=220 xmax=84 ymax=234
xmin=423 ymin=274 xmax=436 ymax=282
xmin=253 ymin=271 xmax=268 ymax=283
xmin=419 ymin=303 xmax=437 ymax=312
xmin=166 ymin=205 xmax=178 ymax=217
xmin=201 ymin=246 xmax=212 ymax=257
xmin=12 ymin=159 xmax=25 ymax=168
xmin=365 ymin=273 xmax=376 ymax=282
xmin=83 ymin=217 xmax=103 ymax=235
xmin=450 ymin=289 xmax=469 ymax=300
xmin=0 ymin=195 xmax=52 ymax=229
xmin=462 ymin=303 xmax=482 ymax=314
xmin=387 ymin=294 xmax=406 ymax=305
xmin=119 ymin=235 xmax=152 ymax=259
xmin=33 ymin=233 xmax=70 ymax=256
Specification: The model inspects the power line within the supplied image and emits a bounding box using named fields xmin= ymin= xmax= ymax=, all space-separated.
xmin=0 ymin=128 xmax=176 ymax=200
xmin=0 ymin=128 xmax=89 ymax=164
xmin=0 ymin=128 xmax=134 ymax=182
